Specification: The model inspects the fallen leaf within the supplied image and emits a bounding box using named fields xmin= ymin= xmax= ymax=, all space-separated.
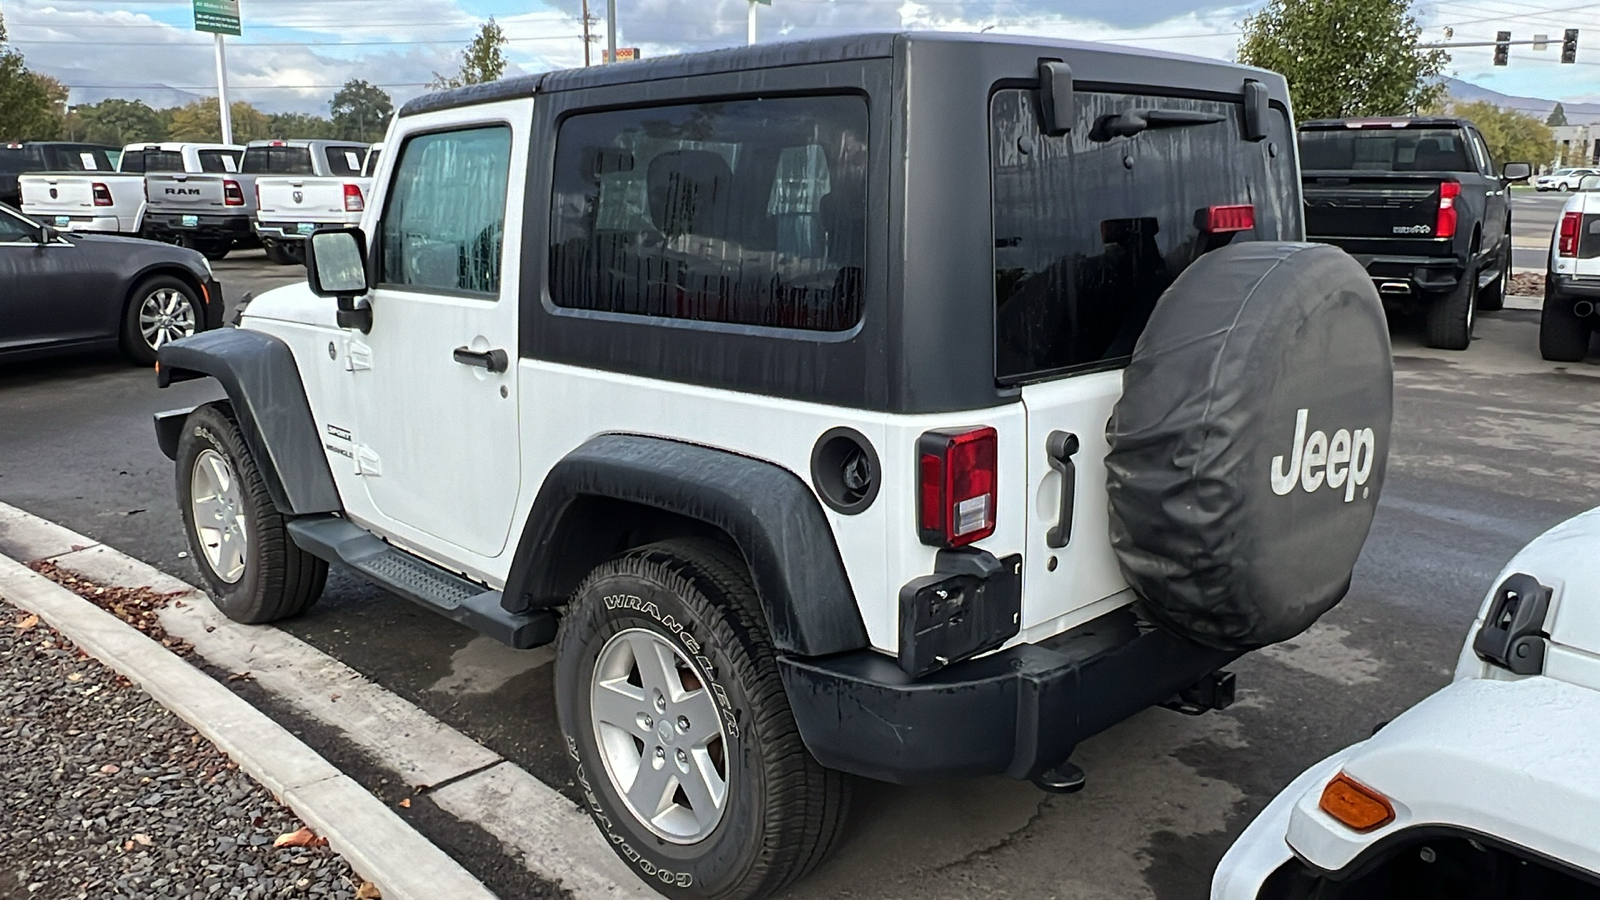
xmin=227 ymin=671 xmax=254 ymax=682
xmin=122 ymin=841 xmax=135 ymax=852
xmin=355 ymin=882 xmax=382 ymax=899
xmin=132 ymin=834 xmax=153 ymax=847
xmin=15 ymin=614 xmax=38 ymax=631
xmin=398 ymin=798 xmax=410 ymax=809
xmin=66 ymin=672 xmax=84 ymax=683
xmin=273 ymin=826 xmax=327 ymax=849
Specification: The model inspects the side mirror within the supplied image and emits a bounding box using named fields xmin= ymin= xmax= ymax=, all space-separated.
xmin=33 ymin=223 xmax=54 ymax=244
xmin=306 ymin=227 xmax=373 ymax=332
xmin=1502 ymin=162 xmax=1532 ymax=182
xmin=1581 ymin=175 xmax=1600 ymax=192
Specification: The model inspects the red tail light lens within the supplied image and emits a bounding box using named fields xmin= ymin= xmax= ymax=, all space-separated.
xmin=91 ymin=183 xmax=113 ymax=206
xmin=917 ymin=427 xmax=998 ymax=548
xmin=1435 ymin=181 xmax=1460 ymax=239
xmin=343 ymin=183 xmax=365 ymax=212
xmin=223 ymin=179 xmax=244 ymax=206
xmin=1559 ymin=211 xmax=1582 ymax=257
xmin=1203 ymin=204 xmax=1255 ymax=233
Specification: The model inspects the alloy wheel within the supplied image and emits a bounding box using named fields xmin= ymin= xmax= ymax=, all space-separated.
xmin=190 ymin=448 xmax=247 ymax=584
xmin=139 ymin=287 xmax=198 ymax=351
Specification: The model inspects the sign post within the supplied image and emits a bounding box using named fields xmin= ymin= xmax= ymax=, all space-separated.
xmin=747 ymin=0 xmax=771 ymax=45
xmin=193 ymin=0 xmax=241 ymax=144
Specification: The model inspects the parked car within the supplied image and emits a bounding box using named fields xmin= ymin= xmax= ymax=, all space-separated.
xmin=1535 ymin=166 xmax=1599 ymax=192
xmin=19 ymin=142 xmax=242 ymax=237
xmin=1213 ymin=504 xmax=1600 ymax=900
xmin=142 ymin=139 xmax=368 ymax=261
xmin=1541 ymin=173 xmax=1600 ymax=361
xmin=0 ymin=202 xmax=222 ymax=365
xmin=152 ymin=34 xmax=1397 ymax=899
xmin=254 ymin=141 xmax=382 ymax=265
xmin=1299 ymin=117 xmax=1531 ymax=350
xmin=0 ymin=141 xmax=119 ymax=208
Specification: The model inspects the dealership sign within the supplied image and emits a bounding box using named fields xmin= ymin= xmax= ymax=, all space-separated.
xmin=193 ymin=0 xmax=241 ymax=36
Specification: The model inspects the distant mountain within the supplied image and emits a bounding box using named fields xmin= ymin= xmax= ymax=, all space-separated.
xmin=1446 ymin=77 xmax=1600 ymax=125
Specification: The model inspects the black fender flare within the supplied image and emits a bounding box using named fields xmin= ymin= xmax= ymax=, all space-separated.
xmin=501 ymin=434 xmax=870 ymax=658
xmin=155 ymin=328 xmax=341 ymax=516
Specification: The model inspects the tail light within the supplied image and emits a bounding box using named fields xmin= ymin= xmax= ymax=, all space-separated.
xmin=1435 ymin=181 xmax=1460 ymax=239
xmin=343 ymin=183 xmax=365 ymax=212
xmin=92 ymin=182 xmax=113 ymax=206
xmin=1559 ymin=211 xmax=1582 ymax=257
xmin=1202 ymin=204 xmax=1255 ymax=233
xmin=223 ymin=179 xmax=244 ymax=206
xmin=917 ymin=427 xmax=998 ymax=548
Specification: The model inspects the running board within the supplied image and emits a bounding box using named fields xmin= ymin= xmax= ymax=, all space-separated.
xmin=1479 ymin=266 xmax=1503 ymax=290
xmin=286 ymin=517 xmax=557 ymax=649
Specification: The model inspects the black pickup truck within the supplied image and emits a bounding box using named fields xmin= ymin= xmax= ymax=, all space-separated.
xmin=1299 ymin=117 xmax=1531 ymax=350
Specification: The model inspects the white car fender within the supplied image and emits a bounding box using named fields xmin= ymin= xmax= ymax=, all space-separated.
xmin=1211 ymin=749 xmax=1354 ymax=900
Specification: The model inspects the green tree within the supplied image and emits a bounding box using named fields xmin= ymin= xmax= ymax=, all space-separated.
xmin=1238 ymin=0 xmax=1449 ymax=120
xmin=429 ymin=19 xmax=508 ymax=89
xmin=1547 ymin=102 xmax=1568 ymax=127
xmin=0 ymin=11 xmax=62 ymax=141
xmin=1439 ymin=100 xmax=1556 ymax=168
xmin=267 ymin=111 xmax=338 ymax=140
xmin=329 ymin=79 xmax=392 ymax=142
xmin=77 ymin=99 xmax=168 ymax=146
xmin=166 ymin=98 xmax=274 ymax=142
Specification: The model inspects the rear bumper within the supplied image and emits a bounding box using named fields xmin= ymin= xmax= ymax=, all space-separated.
xmin=1551 ymin=274 xmax=1600 ymax=301
xmin=779 ymin=604 xmax=1238 ymax=784
xmin=27 ymin=212 xmax=122 ymax=233
xmin=254 ymin=221 xmax=315 ymax=242
xmin=1346 ymin=254 xmax=1463 ymax=295
xmin=144 ymin=212 xmax=254 ymax=241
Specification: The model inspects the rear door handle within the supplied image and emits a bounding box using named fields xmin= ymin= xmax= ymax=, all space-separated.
xmin=452 ymin=347 xmax=508 ymax=373
xmin=1045 ymin=431 xmax=1080 ymax=549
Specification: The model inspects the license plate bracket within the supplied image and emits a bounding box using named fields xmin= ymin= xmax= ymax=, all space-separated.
xmin=297 ymin=223 xmax=316 ymax=236
xmin=54 ymin=215 xmax=71 ymax=228
xmin=181 ymin=214 xmax=199 ymax=228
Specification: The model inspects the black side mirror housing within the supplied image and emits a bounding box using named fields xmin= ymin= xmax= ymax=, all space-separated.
xmin=34 ymin=223 xmax=53 ymax=244
xmin=1502 ymin=162 xmax=1532 ymax=182
xmin=306 ymin=227 xmax=373 ymax=332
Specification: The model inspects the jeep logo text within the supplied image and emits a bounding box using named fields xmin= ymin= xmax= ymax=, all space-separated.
xmin=1271 ymin=408 xmax=1377 ymax=502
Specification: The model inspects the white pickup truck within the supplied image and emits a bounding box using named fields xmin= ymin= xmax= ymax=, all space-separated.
xmin=18 ymin=143 xmax=242 ymax=237
xmin=253 ymin=142 xmax=380 ymax=265
xmin=144 ymin=139 xmax=367 ymax=261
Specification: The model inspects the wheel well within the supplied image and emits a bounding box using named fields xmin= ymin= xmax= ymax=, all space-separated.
xmin=125 ymin=266 xmax=206 ymax=317
xmin=540 ymin=496 xmax=738 ymax=606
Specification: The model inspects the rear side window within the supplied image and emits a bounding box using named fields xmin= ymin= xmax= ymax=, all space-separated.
xmin=379 ymin=126 xmax=512 ymax=295
xmin=1299 ymin=128 xmax=1473 ymax=172
xmin=198 ymin=150 xmax=240 ymax=173
xmin=323 ymin=146 xmax=365 ymax=176
xmin=992 ymin=88 xmax=1298 ymax=382
xmin=549 ymin=94 xmax=869 ymax=332
xmin=1580 ymin=215 xmax=1600 ymax=260
xmin=242 ymin=146 xmax=314 ymax=175
xmin=362 ymin=150 xmax=382 ymax=177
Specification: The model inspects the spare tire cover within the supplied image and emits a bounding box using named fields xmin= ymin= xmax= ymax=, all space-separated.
xmin=1106 ymin=242 xmax=1393 ymax=651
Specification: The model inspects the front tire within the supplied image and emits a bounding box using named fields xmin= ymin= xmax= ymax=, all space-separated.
xmin=121 ymin=275 xmax=202 ymax=365
xmin=1540 ymin=286 xmax=1594 ymax=362
xmin=555 ymin=540 xmax=849 ymax=900
xmin=176 ymin=403 xmax=327 ymax=624
xmin=1425 ymin=250 xmax=1478 ymax=350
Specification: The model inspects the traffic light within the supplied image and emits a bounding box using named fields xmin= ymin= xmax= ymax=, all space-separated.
xmin=1563 ymin=29 xmax=1579 ymax=64
xmin=1495 ymin=31 xmax=1511 ymax=66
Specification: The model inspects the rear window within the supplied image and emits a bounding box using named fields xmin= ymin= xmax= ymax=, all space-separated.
xmin=549 ymin=94 xmax=869 ymax=332
xmin=1299 ymin=127 xmax=1474 ymax=172
xmin=1579 ymin=215 xmax=1600 ymax=260
xmin=992 ymin=88 xmax=1299 ymax=382
xmin=199 ymin=150 xmax=240 ymax=173
xmin=323 ymin=146 xmax=366 ymax=176
xmin=142 ymin=151 xmax=186 ymax=173
xmin=242 ymin=146 xmax=314 ymax=175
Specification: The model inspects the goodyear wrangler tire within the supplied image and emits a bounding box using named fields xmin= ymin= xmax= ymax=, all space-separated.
xmin=1106 ymin=242 xmax=1394 ymax=652
xmin=555 ymin=539 xmax=849 ymax=900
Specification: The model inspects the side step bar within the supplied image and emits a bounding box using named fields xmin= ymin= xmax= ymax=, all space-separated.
xmin=286 ymin=516 xmax=557 ymax=649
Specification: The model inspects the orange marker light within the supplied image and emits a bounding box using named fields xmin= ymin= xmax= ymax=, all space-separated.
xmin=1319 ymin=773 xmax=1395 ymax=833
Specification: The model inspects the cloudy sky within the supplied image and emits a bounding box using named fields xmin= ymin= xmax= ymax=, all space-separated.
xmin=4 ymin=0 xmax=1599 ymax=115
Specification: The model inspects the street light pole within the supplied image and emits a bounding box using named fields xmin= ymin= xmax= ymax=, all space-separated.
xmin=748 ymin=0 xmax=757 ymax=45
xmin=214 ymin=32 xmax=233 ymax=144
xmin=606 ymin=0 xmax=617 ymax=64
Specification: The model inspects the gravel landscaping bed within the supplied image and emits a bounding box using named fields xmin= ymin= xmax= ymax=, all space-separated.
xmin=0 ymin=602 xmax=371 ymax=900
xmin=1510 ymin=271 xmax=1545 ymax=298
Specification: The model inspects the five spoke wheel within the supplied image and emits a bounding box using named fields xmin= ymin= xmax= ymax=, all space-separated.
xmin=190 ymin=448 xmax=248 ymax=584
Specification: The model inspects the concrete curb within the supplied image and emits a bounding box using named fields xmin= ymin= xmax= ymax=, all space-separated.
xmin=0 ymin=554 xmax=498 ymax=900
xmin=0 ymin=500 xmax=654 ymax=900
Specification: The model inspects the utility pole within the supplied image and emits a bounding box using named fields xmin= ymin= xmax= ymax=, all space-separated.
xmin=606 ymin=0 xmax=617 ymax=64
xmin=581 ymin=0 xmax=592 ymax=67
xmin=214 ymin=32 xmax=233 ymax=144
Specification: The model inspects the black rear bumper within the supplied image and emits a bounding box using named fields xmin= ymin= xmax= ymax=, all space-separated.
xmin=1551 ymin=274 xmax=1600 ymax=300
xmin=1348 ymin=254 xmax=1464 ymax=295
xmin=778 ymin=605 xmax=1238 ymax=784
xmin=144 ymin=212 xmax=255 ymax=243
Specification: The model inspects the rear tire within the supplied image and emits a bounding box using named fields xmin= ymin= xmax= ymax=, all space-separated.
xmin=1476 ymin=237 xmax=1509 ymax=312
xmin=1539 ymin=286 xmax=1593 ymax=362
xmin=263 ymin=240 xmax=300 ymax=266
xmin=1425 ymin=249 xmax=1478 ymax=350
xmin=196 ymin=240 xmax=232 ymax=261
xmin=176 ymin=403 xmax=327 ymax=624
xmin=555 ymin=539 xmax=849 ymax=899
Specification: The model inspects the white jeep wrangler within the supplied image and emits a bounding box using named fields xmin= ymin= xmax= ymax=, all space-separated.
xmin=155 ymin=33 xmax=1395 ymax=900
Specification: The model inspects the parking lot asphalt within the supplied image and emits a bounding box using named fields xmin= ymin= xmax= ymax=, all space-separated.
xmin=3 ymin=239 xmax=1599 ymax=899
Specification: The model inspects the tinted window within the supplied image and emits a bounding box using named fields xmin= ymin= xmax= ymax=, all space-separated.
xmin=323 ymin=146 xmax=365 ymax=176
xmin=0 ymin=150 xmax=24 ymax=174
xmin=1299 ymin=128 xmax=1474 ymax=172
xmin=362 ymin=150 xmax=382 ymax=177
xmin=118 ymin=151 xmax=146 ymax=174
xmin=143 ymin=151 xmax=186 ymax=172
xmin=992 ymin=89 xmax=1298 ymax=382
xmin=379 ymin=126 xmax=511 ymax=295
xmin=549 ymin=95 xmax=869 ymax=332
xmin=242 ymin=146 xmax=314 ymax=175
xmin=199 ymin=150 xmax=240 ymax=173
xmin=0 ymin=208 xmax=35 ymax=241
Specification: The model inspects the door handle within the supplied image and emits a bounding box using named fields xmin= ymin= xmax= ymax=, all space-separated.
xmin=1045 ymin=431 xmax=1080 ymax=549
xmin=452 ymin=347 xmax=508 ymax=373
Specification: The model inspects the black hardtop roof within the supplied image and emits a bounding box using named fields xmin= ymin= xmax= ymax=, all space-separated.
xmin=400 ymin=31 xmax=1284 ymax=117
xmin=1300 ymin=116 xmax=1473 ymax=130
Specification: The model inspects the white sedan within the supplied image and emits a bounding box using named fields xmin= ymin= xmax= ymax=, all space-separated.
xmin=1213 ymin=506 xmax=1600 ymax=900
xmin=1536 ymin=167 xmax=1599 ymax=191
